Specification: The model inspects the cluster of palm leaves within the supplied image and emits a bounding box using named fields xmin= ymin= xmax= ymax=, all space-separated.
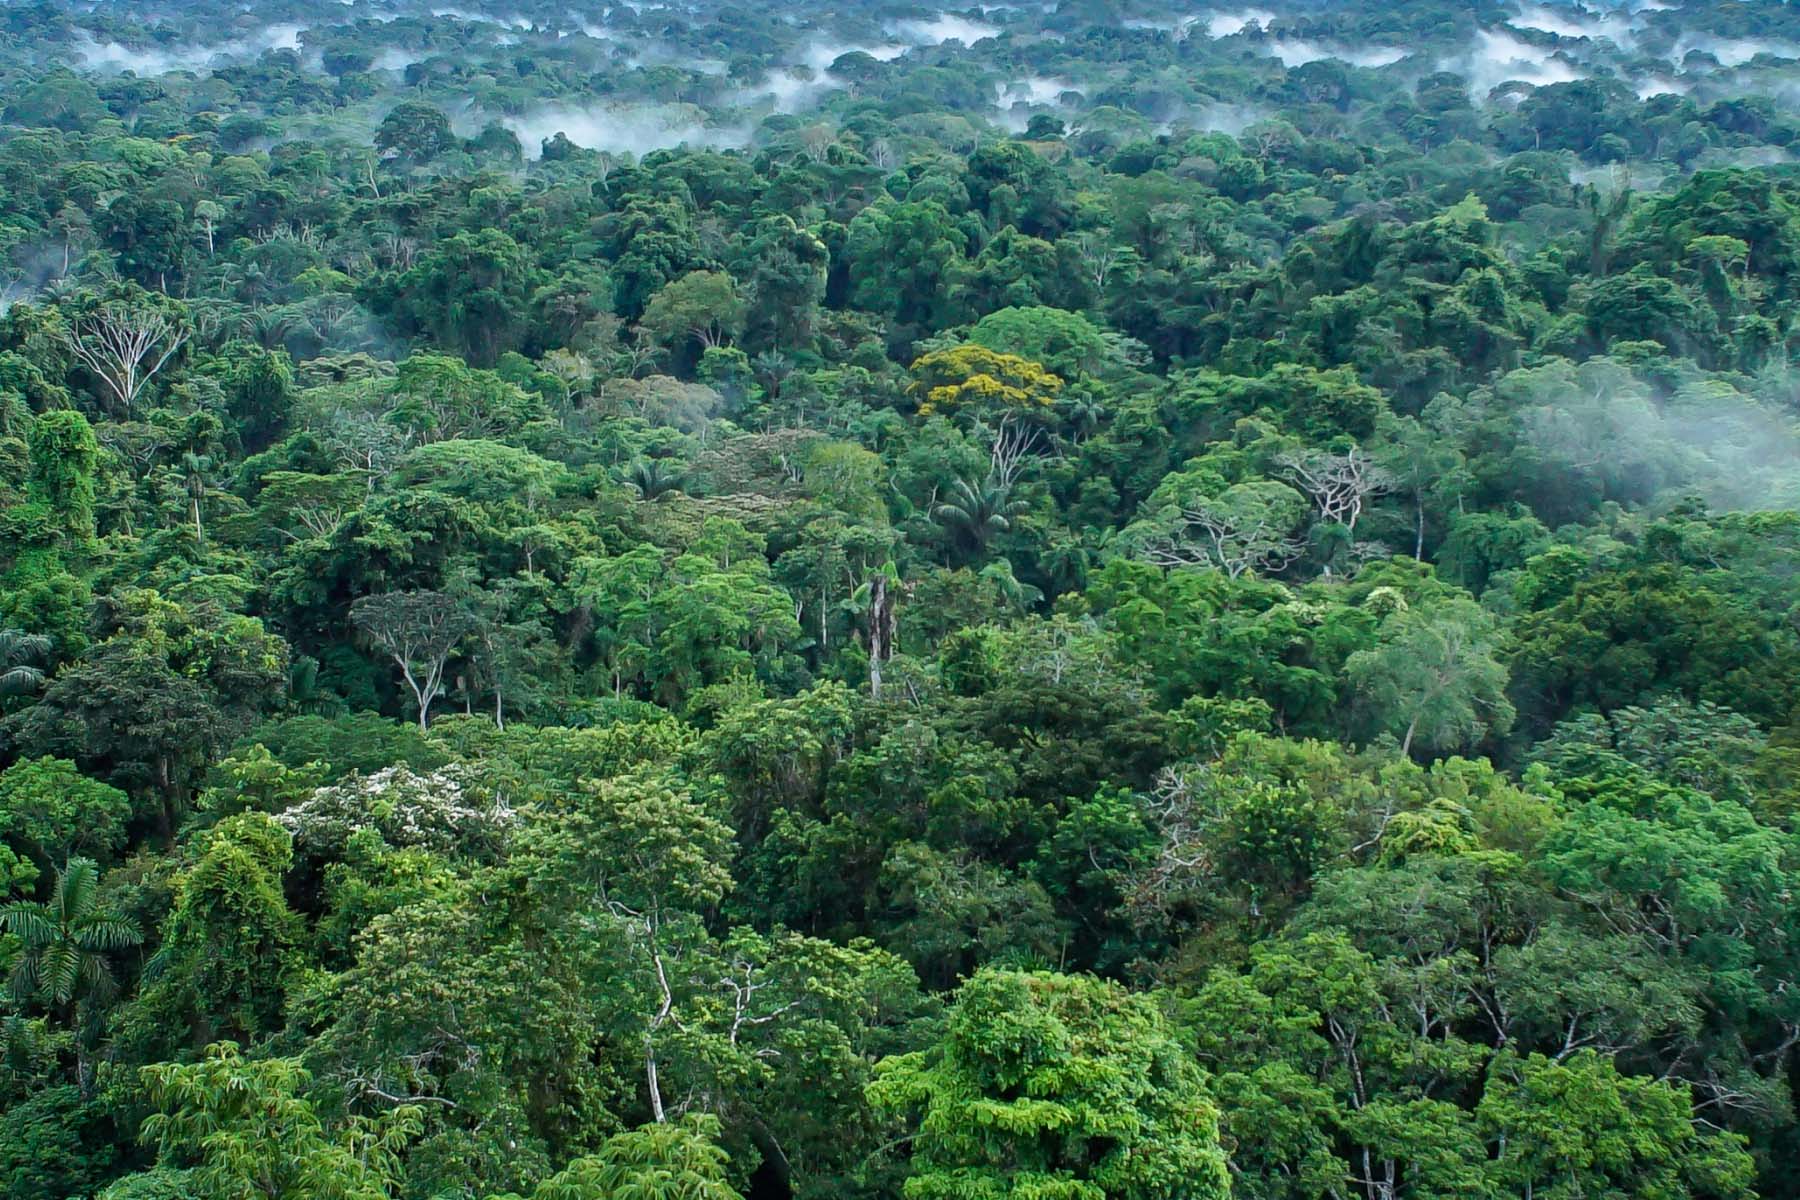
xmin=0 ymin=858 xmax=141 ymax=1016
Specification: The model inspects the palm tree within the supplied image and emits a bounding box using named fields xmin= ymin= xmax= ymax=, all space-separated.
xmin=0 ymin=628 xmax=52 ymax=697
xmin=1058 ymin=391 xmax=1107 ymax=442
xmin=752 ymin=349 xmax=793 ymax=398
xmin=932 ymin=474 xmax=1028 ymax=564
xmin=178 ymin=449 xmax=215 ymax=542
xmin=1 ymin=858 xmax=142 ymax=1019
xmin=622 ymin=458 xmax=687 ymax=501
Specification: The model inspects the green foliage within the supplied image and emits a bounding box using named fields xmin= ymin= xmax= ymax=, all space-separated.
xmin=0 ymin=856 xmax=140 ymax=1013
xmin=25 ymin=410 xmax=96 ymax=547
xmin=870 ymin=969 xmax=1230 ymax=1200
xmin=0 ymin=756 xmax=131 ymax=869
xmin=130 ymin=814 xmax=299 ymax=1050
xmin=123 ymin=1042 xmax=420 ymax=1200
xmin=1346 ymin=597 xmax=1515 ymax=757
xmin=1480 ymin=1050 xmax=1755 ymax=1200
xmin=490 ymin=1115 xmax=743 ymax=1200
xmin=1 ymin=9 xmax=1799 ymax=1199
xmin=0 ymin=1085 xmax=116 ymax=1200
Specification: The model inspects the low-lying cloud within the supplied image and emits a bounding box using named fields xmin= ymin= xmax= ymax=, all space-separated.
xmin=1507 ymin=4 xmax=1634 ymax=43
xmin=1204 ymin=10 xmax=1277 ymax=39
xmin=431 ymin=6 xmax=533 ymax=29
xmin=889 ymin=15 xmax=1000 ymax=45
xmin=1448 ymin=29 xmax=1586 ymax=99
xmin=1265 ymin=40 xmax=1408 ymax=69
xmin=71 ymin=24 xmax=307 ymax=74
xmin=995 ymin=76 xmax=1077 ymax=130
xmin=1670 ymin=33 xmax=1800 ymax=69
xmin=500 ymin=102 xmax=749 ymax=158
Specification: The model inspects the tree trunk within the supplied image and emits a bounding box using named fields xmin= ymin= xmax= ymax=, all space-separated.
xmin=867 ymin=573 xmax=894 ymax=699
xmin=646 ymin=937 xmax=673 ymax=1122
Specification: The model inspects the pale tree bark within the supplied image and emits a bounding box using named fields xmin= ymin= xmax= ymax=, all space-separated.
xmin=61 ymin=301 xmax=189 ymax=417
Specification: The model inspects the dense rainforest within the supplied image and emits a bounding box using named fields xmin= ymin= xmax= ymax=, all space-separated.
xmin=2 ymin=0 xmax=1800 ymax=1197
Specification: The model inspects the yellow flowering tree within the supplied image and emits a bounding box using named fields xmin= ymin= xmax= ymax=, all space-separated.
xmin=908 ymin=344 xmax=1062 ymax=419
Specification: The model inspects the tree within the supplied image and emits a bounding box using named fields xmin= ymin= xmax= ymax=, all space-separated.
xmin=124 ymin=1043 xmax=419 ymax=1200
xmin=0 ymin=858 xmax=140 ymax=1033
xmin=539 ymin=770 xmax=734 ymax=1123
xmin=350 ymin=592 xmax=477 ymax=731
xmin=639 ymin=270 xmax=747 ymax=354
xmin=1187 ymin=928 xmax=1491 ymax=1200
xmin=1346 ymin=599 xmax=1515 ymax=758
xmin=1276 ymin=446 xmax=1392 ymax=535
xmin=845 ymin=200 xmax=969 ymax=330
xmin=1136 ymin=481 xmax=1309 ymax=579
xmin=1479 ymin=1051 xmax=1754 ymax=1200
xmin=374 ymin=100 xmax=457 ymax=166
xmin=909 ymin=344 xmax=1063 ymax=420
xmin=26 ymin=410 xmax=98 ymax=545
xmin=932 ymin=474 xmax=1029 ymax=564
xmin=192 ymin=200 xmax=224 ymax=257
xmin=735 ymin=215 xmax=828 ymax=353
xmin=58 ymin=289 xmax=189 ymax=417
xmin=175 ymin=450 xmax=216 ymax=543
xmin=7 ymin=593 xmax=289 ymax=832
xmin=386 ymin=354 xmax=544 ymax=443
xmin=0 ymin=630 xmax=53 ymax=698
xmin=371 ymin=231 xmax=545 ymax=366
xmin=0 ymin=756 xmax=131 ymax=868
xmin=489 ymin=1116 xmax=744 ymax=1200
xmin=968 ymin=306 xmax=1144 ymax=381
xmin=870 ymin=969 xmax=1231 ymax=1200
xmin=133 ymin=814 xmax=300 ymax=1048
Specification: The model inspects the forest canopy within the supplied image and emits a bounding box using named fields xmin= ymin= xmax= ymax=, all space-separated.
xmin=1 ymin=0 xmax=1800 ymax=1198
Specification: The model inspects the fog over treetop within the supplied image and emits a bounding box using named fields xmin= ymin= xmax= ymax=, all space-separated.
xmin=14 ymin=0 xmax=1800 ymax=159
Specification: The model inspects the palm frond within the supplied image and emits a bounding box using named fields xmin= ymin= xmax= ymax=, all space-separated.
xmin=0 ymin=664 xmax=44 ymax=695
xmin=75 ymin=915 xmax=143 ymax=951
xmin=0 ymin=904 xmax=55 ymax=945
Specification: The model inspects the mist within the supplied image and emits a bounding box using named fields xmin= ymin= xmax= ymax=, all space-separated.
xmin=1670 ymin=33 xmax=1800 ymax=69
xmin=738 ymin=14 xmax=1003 ymax=118
xmin=500 ymin=102 xmax=750 ymax=158
xmin=1507 ymin=4 xmax=1634 ymax=44
xmin=70 ymin=23 xmax=307 ymax=74
xmin=995 ymin=76 xmax=1077 ymax=131
xmin=1447 ymin=29 xmax=1586 ymax=99
xmin=1634 ymin=73 xmax=1685 ymax=99
xmin=1509 ymin=359 xmax=1800 ymax=517
xmin=888 ymin=15 xmax=1000 ymax=46
xmin=372 ymin=47 xmax=425 ymax=71
xmin=1203 ymin=10 xmax=1277 ymax=39
xmin=1165 ymin=101 xmax=1268 ymax=137
xmin=431 ymin=6 xmax=532 ymax=29
xmin=1670 ymin=377 xmax=1800 ymax=513
xmin=1264 ymin=40 xmax=1408 ymax=69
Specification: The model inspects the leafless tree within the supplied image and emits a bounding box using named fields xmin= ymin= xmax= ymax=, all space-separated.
xmin=324 ymin=411 xmax=414 ymax=490
xmin=986 ymin=414 xmax=1043 ymax=491
xmin=351 ymin=591 xmax=477 ymax=731
xmin=1277 ymin=446 xmax=1393 ymax=533
xmin=1069 ymin=231 xmax=1130 ymax=293
xmin=1140 ymin=496 xmax=1307 ymax=579
xmin=60 ymin=298 xmax=189 ymax=417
